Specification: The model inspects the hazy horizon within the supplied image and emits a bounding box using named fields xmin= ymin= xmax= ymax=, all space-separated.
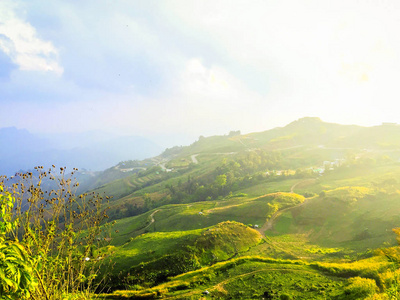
xmin=1 ymin=115 xmax=397 ymax=151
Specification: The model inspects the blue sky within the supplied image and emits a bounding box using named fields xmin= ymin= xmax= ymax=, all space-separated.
xmin=1 ymin=0 xmax=400 ymax=146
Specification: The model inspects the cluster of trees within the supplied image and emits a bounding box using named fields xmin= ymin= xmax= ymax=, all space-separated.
xmin=107 ymin=148 xmax=399 ymax=226
xmin=107 ymin=150 xmax=285 ymax=219
xmin=108 ymin=149 xmax=324 ymax=219
xmin=163 ymin=150 xmax=284 ymax=204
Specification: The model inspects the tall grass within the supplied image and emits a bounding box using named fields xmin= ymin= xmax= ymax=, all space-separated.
xmin=1 ymin=167 xmax=113 ymax=299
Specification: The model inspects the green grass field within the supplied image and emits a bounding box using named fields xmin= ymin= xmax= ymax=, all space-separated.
xmin=100 ymin=256 xmax=390 ymax=299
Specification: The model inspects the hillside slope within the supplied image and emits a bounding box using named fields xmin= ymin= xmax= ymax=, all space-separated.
xmin=88 ymin=118 xmax=400 ymax=215
xmin=106 ymin=221 xmax=262 ymax=289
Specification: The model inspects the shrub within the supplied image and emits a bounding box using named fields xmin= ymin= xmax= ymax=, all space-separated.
xmin=343 ymin=277 xmax=378 ymax=299
xmin=1 ymin=167 xmax=113 ymax=299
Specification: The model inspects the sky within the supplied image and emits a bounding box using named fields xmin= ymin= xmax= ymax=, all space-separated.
xmin=1 ymin=0 xmax=400 ymax=147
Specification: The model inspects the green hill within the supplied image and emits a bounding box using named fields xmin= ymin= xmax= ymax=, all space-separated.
xmin=105 ymin=221 xmax=262 ymax=289
xmin=75 ymin=117 xmax=400 ymax=298
xmin=270 ymin=187 xmax=400 ymax=252
xmin=102 ymin=256 xmax=389 ymax=299
xmin=88 ymin=118 xmax=400 ymax=217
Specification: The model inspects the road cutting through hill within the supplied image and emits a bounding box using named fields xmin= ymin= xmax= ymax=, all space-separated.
xmin=290 ymin=178 xmax=316 ymax=193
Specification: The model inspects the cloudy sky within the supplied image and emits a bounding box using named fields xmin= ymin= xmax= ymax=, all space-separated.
xmin=1 ymin=0 xmax=400 ymax=146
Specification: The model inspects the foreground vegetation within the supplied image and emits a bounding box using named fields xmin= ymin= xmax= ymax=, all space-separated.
xmin=0 ymin=168 xmax=112 ymax=299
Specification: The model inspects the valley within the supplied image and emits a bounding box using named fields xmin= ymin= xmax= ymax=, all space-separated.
xmin=3 ymin=118 xmax=400 ymax=299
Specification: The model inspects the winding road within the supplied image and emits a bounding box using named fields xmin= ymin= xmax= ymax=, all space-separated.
xmin=290 ymin=178 xmax=316 ymax=193
xmin=121 ymin=209 xmax=161 ymax=237
xmin=144 ymin=209 xmax=160 ymax=229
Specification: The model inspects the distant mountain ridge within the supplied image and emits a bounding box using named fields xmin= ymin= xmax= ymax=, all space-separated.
xmin=161 ymin=117 xmax=392 ymax=159
xmin=2 ymin=117 xmax=400 ymax=177
xmin=0 ymin=127 xmax=162 ymax=176
xmin=180 ymin=117 xmax=400 ymax=155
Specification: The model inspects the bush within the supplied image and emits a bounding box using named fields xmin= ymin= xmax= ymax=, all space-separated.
xmin=343 ymin=277 xmax=378 ymax=299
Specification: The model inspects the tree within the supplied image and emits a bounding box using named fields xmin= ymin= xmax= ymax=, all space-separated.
xmin=228 ymin=130 xmax=241 ymax=137
xmin=143 ymin=193 xmax=153 ymax=209
xmin=214 ymin=174 xmax=227 ymax=187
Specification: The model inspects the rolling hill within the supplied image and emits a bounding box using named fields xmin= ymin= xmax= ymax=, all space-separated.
xmin=4 ymin=117 xmax=400 ymax=299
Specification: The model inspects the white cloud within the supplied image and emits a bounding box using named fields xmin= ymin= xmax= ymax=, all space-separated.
xmin=165 ymin=0 xmax=400 ymax=127
xmin=143 ymin=58 xmax=270 ymax=136
xmin=0 ymin=1 xmax=63 ymax=74
xmin=0 ymin=58 xmax=267 ymax=137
